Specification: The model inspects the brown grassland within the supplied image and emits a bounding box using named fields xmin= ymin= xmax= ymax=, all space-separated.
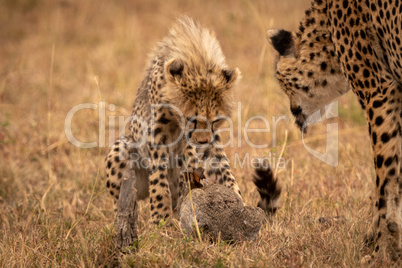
xmin=0 ymin=0 xmax=392 ymax=266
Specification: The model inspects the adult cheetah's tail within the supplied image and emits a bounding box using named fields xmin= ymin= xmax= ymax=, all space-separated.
xmin=252 ymin=160 xmax=281 ymax=214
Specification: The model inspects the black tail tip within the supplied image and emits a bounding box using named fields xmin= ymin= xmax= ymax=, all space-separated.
xmin=252 ymin=159 xmax=281 ymax=214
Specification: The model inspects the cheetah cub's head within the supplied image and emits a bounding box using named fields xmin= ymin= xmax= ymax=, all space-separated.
xmin=165 ymin=58 xmax=240 ymax=145
xmin=161 ymin=17 xmax=241 ymax=146
xmin=267 ymin=29 xmax=349 ymax=132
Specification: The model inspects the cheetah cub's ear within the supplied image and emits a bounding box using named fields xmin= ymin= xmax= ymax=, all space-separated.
xmin=222 ymin=68 xmax=241 ymax=88
xmin=266 ymin=29 xmax=297 ymax=57
xmin=165 ymin=58 xmax=184 ymax=83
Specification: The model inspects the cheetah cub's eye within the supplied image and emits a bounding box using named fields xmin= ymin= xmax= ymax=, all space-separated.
xmin=211 ymin=116 xmax=229 ymax=131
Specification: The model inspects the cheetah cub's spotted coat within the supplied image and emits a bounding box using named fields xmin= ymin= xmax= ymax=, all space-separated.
xmin=105 ymin=17 xmax=280 ymax=225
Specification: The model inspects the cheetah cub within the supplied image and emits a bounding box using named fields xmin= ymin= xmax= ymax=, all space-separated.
xmin=105 ymin=17 xmax=266 ymax=224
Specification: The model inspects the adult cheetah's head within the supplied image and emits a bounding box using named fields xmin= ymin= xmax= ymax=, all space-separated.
xmin=164 ymin=57 xmax=241 ymax=145
xmin=267 ymin=28 xmax=349 ymax=132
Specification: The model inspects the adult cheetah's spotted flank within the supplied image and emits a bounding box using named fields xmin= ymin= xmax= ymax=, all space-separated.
xmin=267 ymin=0 xmax=401 ymax=263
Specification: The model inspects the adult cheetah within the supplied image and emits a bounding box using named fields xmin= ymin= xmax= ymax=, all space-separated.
xmin=105 ymin=17 xmax=280 ymax=225
xmin=267 ymin=0 xmax=401 ymax=263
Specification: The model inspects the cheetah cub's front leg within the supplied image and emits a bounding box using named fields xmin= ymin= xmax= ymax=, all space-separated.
xmin=147 ymin=124 xmax=172 ymax=224
xmin=202 ymin=133 xmax=242 ymax=198
xmin=104 ymin=137 xmax=132 ymax=212
xmin=176 ymin=138 xmax=243 ymax=211
xmin=176 ymin=143 xmax=205 ymax=212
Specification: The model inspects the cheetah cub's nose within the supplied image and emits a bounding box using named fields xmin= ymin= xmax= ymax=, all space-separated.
xmin=198 ymin=138 xmax=209 ymax=144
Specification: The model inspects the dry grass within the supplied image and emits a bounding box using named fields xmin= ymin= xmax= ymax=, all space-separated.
xmin=0 ymin=0 xmax=392 ymax=267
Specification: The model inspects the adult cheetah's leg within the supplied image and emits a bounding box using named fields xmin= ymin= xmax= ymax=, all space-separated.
xmin=105 ymin=137 xmax=132 ymax=212
xmin=363 ymin=82 xmax=401 ymax=262
xmin=202 ymin=133 xmax=242 ymax=199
